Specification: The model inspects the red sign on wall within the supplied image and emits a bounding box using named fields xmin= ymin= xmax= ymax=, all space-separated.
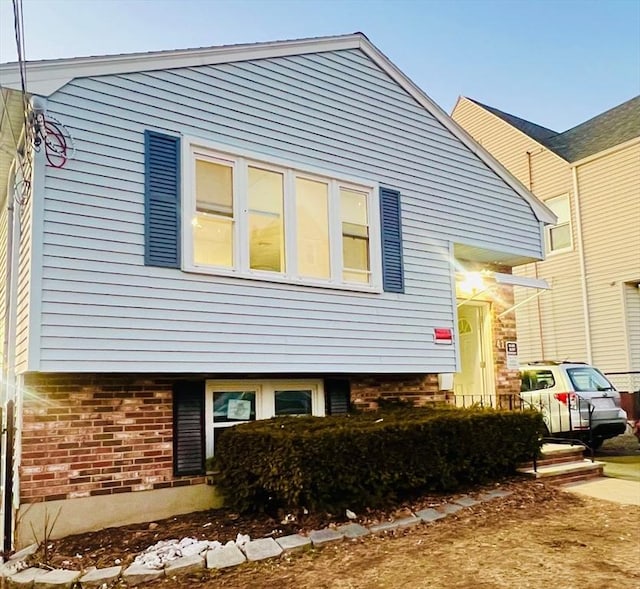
xmin=434 ymin=328 xmax=453 ymax=344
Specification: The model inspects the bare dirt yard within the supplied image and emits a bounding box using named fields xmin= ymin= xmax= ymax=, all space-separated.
xmin=40 ymin=477 xmax=639 ymax=589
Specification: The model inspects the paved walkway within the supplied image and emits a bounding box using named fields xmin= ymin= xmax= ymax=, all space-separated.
xmin=562 ymin=477 xmax=640 ymax=506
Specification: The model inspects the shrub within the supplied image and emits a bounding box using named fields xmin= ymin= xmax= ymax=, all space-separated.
xmin=214 ymin=407 xmax=543 ymax=513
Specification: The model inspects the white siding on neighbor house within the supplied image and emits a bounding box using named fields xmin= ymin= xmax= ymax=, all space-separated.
xmin=577 ymin=142 xmax=640 ymax=376
xmin=0 ymin=201 xmax=7 ymax=371
xmin=512 ymin=256 xmax=589 ymax=364
xmin=14 ymin=183 xmax=32 ymax=374
xmin=455 ymin=98 xmax=640 ymax=376
xmin=452 ymin=99 xmax=535 ymax=187
xmin=529 ymin=249 xmax=587 ymax=362
xmin=512 ymin=273 xmax=543 ymax=361
xmin=453 ymin=98 xmax=590 ymax=363
xmin=451 ymin=98 xmax=567 ymax=194
xmin=36 ymin=49 xmax=543 ymax=373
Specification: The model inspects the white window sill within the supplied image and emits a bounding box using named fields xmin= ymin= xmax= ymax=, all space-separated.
xmin=545 ymin=246 xmax=574 ymax=257
xmin=182 ymin=264 xmax=383 ymax=294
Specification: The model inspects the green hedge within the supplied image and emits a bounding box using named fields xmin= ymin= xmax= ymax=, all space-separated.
xmin=214 ymin=407 xmax=543 ymax=513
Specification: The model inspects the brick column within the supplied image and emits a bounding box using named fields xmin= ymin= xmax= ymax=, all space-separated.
xmin=490 ymin=283 xmax=521 ymax=396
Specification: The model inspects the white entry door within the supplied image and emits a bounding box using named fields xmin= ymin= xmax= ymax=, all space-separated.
xmin=454 ymin=302 xmax=495 ymax=406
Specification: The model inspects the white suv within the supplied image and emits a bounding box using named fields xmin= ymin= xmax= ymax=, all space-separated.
xmin=520 ymin=361 xmax=627 ymax=448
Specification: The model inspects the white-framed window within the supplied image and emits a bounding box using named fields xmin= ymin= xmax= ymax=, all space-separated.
xmin=545 ymin=194 xmax=572 ymax=254
xmin=183 ymin=137 xmax=382 ymax=292
xmin=204 ymin=379 xmax=325 ymax=456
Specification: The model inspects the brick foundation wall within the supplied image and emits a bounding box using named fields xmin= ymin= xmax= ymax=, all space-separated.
xmin=19 ymin=326 xmax=520 ymax=504
xmin=20 ymin=374 xmax=204 ymax=504
xmin=349 ymin=374 xmax=442 ymax=410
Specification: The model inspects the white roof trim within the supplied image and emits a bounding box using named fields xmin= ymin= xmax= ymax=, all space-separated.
xmin=0 ymin=34 xmax=362 ymax=95
xmin=353 ymin=61 xmax=556 ymax=226
xmin=571 ymin=135 xmax=640 ymax=168
xmin=493 ymin=272 xmax=550 ymax=290
xmin=0 ymin=32 xmax=555 ymax=224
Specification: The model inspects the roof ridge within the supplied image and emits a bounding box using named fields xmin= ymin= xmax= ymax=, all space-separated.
xmin=0 ymin=32 xmax=365 ymax=68
xmin=465 ymin=98 xmax=558 ymax=143
xmin=553 ymin=95 xmax=640 ymax=138
xmin=466 ymin=95 xmax=640 ymax=163
xmin=0 ymin=35 xmax=556 ymax=226
xmin=545 ymin=95 xmax=640 ymax=162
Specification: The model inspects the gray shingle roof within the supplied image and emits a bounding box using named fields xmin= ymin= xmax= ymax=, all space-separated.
xmin=468 ymin=95 xmax=640 ymax=163
xmin=467 ymin=98 xmax=558 ymax=143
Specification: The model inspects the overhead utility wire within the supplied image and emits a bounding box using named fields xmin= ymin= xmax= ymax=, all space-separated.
xmin=12 ymin=0 xmax=29 ymax=127
xmin=9 ymin=0 xmax=31 ymax=192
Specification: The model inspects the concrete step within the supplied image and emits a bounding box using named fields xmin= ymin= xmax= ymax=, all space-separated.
xmin=518 ymin=459 xmax=604 ymax=485
xmin=519 ymin=443 xmax=587 ymax=470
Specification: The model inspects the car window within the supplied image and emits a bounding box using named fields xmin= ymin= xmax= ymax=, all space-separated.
xmin=566 ymin=367 xmax=614 ymax=392
xmin=521 ymin=370 xmax=555 ymax=391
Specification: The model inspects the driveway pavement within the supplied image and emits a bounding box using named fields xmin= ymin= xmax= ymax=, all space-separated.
xmin=562 ymin=477 xmax=640 ymax=506
xmin=562 ymin=432 xmax=640 ymax=505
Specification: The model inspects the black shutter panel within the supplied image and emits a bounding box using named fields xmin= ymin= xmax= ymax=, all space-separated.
xmin=379 ymin=187 xmax=404 ymax=293
xmin=145 ymin=130 xmax=181 ymax=268
xmin=173 ymin=381 xmax=205 ymax=476
xmin=325 ymin=379 xmax=351 ymax=415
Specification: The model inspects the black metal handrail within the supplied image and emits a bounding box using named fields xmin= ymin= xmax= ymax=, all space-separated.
xmin=447 ymin=391 xmax=618 ymax=471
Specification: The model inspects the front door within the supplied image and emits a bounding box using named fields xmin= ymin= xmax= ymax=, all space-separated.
xmin=454 ymin=302 xmax=495 ymax=406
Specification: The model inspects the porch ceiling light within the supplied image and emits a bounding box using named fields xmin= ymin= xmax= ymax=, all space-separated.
xmin=458 ymin=271 xmax=486 ymax=296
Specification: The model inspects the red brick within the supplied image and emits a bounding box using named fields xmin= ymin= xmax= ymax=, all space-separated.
xmin=113 ymin=486 xmax=133 ymax=494
xmin=153 ymin=482 xmax=172 ymax=489
xmin=31 ymin=472 xmax=56 ymax=481
xmin=90 ymin=488 xmax=112 ymax=496
xmin=21 ymin=374 xmax=225 ymax=503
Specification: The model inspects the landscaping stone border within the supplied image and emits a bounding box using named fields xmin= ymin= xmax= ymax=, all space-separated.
xmin=0 ymin=491 xmax=512 ymax=588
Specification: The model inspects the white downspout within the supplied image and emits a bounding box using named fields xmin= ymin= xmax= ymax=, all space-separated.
xmin=571 ymin=166 xmax=593 ymax=364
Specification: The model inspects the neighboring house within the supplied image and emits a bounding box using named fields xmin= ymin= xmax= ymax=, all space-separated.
xmin=0 ymin=34 xmax=553 ymax=549
xmin=452 ymin=96 xmax=640 ymax=393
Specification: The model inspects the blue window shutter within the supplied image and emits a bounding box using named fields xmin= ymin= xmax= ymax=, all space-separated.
xmin=145 ymin=130 xmax=181 ymax=268
xmin=380 ymin=187 xmax=404 ymax=293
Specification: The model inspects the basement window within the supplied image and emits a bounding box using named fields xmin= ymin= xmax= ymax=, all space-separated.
xmin=204 ymin=379 xmax=325 ymax=455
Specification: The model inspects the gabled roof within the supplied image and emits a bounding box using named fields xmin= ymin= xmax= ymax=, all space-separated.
xmin=544 ymin=96 xmax=640 ymax=162
xmin=466 ymin=98 xmax=558 ymax=143
xmin=467 ymin=95 xmax=640 ymax=163
xmin=0 ymin=33 xmax=555 ymax=224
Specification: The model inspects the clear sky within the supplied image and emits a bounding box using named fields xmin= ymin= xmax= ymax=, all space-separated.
xmin=1 ymin=0 xmax=638 ymax=131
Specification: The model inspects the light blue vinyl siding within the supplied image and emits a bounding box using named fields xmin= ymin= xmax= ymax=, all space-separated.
xmin=36 ymin=48 xmax=542 ymax=373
